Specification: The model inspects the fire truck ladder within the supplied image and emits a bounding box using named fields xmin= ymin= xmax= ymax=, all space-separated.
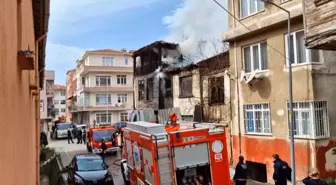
xmin=152 ymin=134 xmax=173 ymax=185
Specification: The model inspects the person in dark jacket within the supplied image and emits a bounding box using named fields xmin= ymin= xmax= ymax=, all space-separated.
xmin=233 ymin=156 xmax=248 ymax=185
xmin=67 ymin=129 xmax=74 ymax=144
xmin=77 ymin=128 xmax=83 ymax=144
xmin=273 ymin=154 xmax=291 ymax=185
xmin=82 ymin=129 xmax=86 ymax=145
xmin=302 ymin=171 xmax=328 ymax=185
xmin=101 ymin=138 xmax=107 ymax=161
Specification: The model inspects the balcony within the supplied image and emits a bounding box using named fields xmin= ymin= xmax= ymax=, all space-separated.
xmin=79 ymin=86 xmax=133 ymax=93
xmin=69 ymin=103 xmax=78 ymax=113
xmin=77 ymin=64 xmax=133 ymax=76
xmin=74 ymin=103 xmax=132 ymax=112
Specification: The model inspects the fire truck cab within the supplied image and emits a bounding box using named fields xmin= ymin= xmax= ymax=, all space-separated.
xmin=86 ymin=124 xmax=121 ymax=154
xmin=120 ymin=116 xmax=231 ymax=185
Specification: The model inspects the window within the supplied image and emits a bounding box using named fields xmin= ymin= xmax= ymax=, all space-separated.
xmin=96 ymin=76 xmax=111 ymax=86
xmin=287 ymin=101 xmax=329 ymax=138
xmin=96 ymin=113 xmax=112 ymax=123
xmin=120 ymin=112 xmax=128 ymax=121
xmin=244 ymin=103 xmax=271 ymax=134
xmin=55 ymin=108 xmax=60 ymax=115
xmin=40 ymin=100 xmax=44 ymax=112
xmin=61 ymin=108 xmax=66 ymax=113
xmin=165 ymin=79 xmax=172 ymax=98
xmin=60 ymin=91 xmax=66 ymax=96
xmin=82 ymin=77 xmax=85 ymax=87
xmin=102 ymin=56 xmax=113 ymax=66
xmin=243 ymin=42 xmax=268 ymax=73
xmin=117 ymin=75 xmax=127 ymax=85
xmin=285 ymin=30 xmax=320 ymax=65
xmin=240 ymin=0 xmax=264 ymax=18
xmin=117 ymin=94 xmax=127 ymax=103
xmin=96 ymin=94 xmax=111 ymax=105
xmin=146 ymin=78 xmax=153 ymax=101
xmin=54 ymin=100 xmax=59 ymax=104
xmin=209 ymin=76 xmax=224 ymax=104
xmin=125 ymin=58 xmax=128 ymax=65
xmin=60 ymin=100 xmax=66 ymax=104
xmin=179 ymin=76 xmax=193 ymax=97
xmin=138 ymin=80 xmax=145 ymax=101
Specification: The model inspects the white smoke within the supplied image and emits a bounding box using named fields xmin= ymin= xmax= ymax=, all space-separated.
xmin=163 ymin=0 xmax=228 ymax=62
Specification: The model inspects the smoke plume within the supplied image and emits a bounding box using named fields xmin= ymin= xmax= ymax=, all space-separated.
xmin=163 ymin=0 xmax=228 ymax=62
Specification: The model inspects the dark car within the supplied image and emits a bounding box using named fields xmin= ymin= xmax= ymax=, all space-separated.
xmin=65 ymin=154 xmax=114 ymax=185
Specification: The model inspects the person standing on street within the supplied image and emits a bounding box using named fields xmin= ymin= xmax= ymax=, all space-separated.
xmin=273 ymin=154 xmax=292 ymax=185
xmin=101 ymin=138 xmax=107 ymax=161
xmin=233 ymin=156 xmax=248 ymax=185
xmin=77 ymin=128 xmax=83 ymax=144
xmin=82 ymin=128 xmax=87 ymax=144
xmin=67 ymin=128 xmax=74 ymax=144
xmin=302 ymin=171 xmax=328 ymax=185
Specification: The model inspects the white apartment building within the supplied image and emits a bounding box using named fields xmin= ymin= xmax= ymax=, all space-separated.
xmin=71 ymin=49 xmax=134 ymax=127
xmin=53 ymin=85 xmax=66 ymax=119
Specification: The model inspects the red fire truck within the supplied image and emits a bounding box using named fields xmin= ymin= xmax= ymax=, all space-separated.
xmin=120 ymin=113 xmax=231 ymax=185
xmin=86 ymin=124 xmax=121 ymax=154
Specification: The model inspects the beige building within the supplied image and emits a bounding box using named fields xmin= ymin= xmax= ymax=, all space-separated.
xmin=0 ymin=0 xmax=49 ymax=184
xmin=40 ymin=70 xmax=55 ymax=132
xmin=53 ymin=84 xmax=67 ymax=119
xmin=224 ymin=0 xmax=336 ymax=182
xmin=70 ymin=49 xmax=134 ymax=126
xmin=66 ymin=69 xmax=77 ymax=122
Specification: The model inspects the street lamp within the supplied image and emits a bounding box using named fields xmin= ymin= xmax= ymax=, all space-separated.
xmin=259 ymin=1 xmax=296 ymax=185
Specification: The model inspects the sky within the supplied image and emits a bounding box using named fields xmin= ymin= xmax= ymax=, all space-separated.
xmin=46 ymin=0 xmax=228 ymax=85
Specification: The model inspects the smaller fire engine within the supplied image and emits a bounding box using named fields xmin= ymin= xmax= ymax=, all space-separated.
xmin=120 ymin=113 xmax=231 ymax=185
xmin=86 ymin=124 xmax=121 ymax=154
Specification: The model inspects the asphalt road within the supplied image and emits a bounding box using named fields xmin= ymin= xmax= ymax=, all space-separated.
xmin=49 ymin=138 xmax=125 ymax=185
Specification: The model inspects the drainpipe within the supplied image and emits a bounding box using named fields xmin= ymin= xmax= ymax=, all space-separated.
xmin=34 ymin=31 xmax=48 ymax=185
xmin=231 ymin=0 xmax=242 ymax=156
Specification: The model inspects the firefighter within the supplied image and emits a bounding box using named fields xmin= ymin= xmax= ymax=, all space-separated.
xmin=101 ymin=138 xmax=107 ymax=161
xmin=111 ymin=132 xmax=117 ymax=147
xmin=82 ymin=128 xmax=86 ymax=144
xmin=77 ymin=128 xmax=83 ymax=144
xmin=273 ymin=154 xmax=292 ymax=185
xmin=233 ymin=156 xmax=248 ymax=185
xmin=302 ymin=171 xmax=328 ymax=185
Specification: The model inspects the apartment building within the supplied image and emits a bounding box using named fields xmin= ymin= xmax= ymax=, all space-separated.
xmin=53 ymin=85 xmax=66 ymax=118
xmin=224 ymin=0 xmax=336 ymax=182
xmin=66 ymin=69 xmax=76 ymax=122
xmin=40 ymin=70 xmax=55 ymax=132
xmin=70 ymin=49 xmax=134 ymax=127
xmin=303 ymin=0 xmax=336 ymax=50
xmin=0 ymin=0 xmax=49 ymax=184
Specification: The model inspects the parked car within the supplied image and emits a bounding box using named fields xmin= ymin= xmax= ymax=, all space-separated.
xmin=65 ymin=153 xmax=114 ymax=185
xmin=55 ymin=122 xmax=74 ymax=139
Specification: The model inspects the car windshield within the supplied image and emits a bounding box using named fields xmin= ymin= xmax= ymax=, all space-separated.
xmin=93 ymin=130 xmax=115 ymax=141
xmin=77 ymin=158 xmax=106 ymax=171
xmin=56 ymin=123 xmax=72 ymax=130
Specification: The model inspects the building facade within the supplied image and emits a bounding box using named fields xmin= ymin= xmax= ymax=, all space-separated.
xmin=224 ymin=0 xmax=336 ymax=182
xmin=0 ymin=0 xmax=49 ymax=184
xmin=40 ymin=70 xmax=55 ymax=132
xmin=53 ymin=85 xmax=66 ymax=119
xmin=70 ymin=49 xmax=134 ymax=127
xmin=66 ymin=69 xmax=76 ymax=122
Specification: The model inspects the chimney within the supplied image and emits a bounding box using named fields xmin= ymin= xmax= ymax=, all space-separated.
xmin=121 ymin=48 xmax=126 ymax=52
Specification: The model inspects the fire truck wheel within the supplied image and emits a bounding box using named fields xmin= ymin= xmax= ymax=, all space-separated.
xmin=120 ymin=163 xmax=130 ymax=185
xmin=86 ymin=144 xmax=92 ymax=152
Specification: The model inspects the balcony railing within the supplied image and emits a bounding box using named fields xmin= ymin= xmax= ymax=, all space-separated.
xmin=74 ymin=103 xmax=131 ymax=112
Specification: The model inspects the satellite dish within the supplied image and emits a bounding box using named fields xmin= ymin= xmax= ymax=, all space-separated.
xmin=240 ymin=70 xmax=246 ymax=82
xmin=245 ymin=70 xmax=257 ymax=84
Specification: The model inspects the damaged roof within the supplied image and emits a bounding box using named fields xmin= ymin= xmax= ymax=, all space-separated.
xmin=133 ymin=40 xmax=178 ymax=56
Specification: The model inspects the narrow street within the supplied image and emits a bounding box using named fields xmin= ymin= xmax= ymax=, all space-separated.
xmin=48 ymin=138 xmax=125 ymax=185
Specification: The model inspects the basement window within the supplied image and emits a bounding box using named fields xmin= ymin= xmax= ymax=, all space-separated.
xmin=244 ymin=103 xmax=271 ymax=134
xmin=287 ymin=101 xmax=329 ymax=139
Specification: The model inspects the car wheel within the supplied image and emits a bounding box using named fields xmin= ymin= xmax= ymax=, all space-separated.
xmin=86 ymin=144 xmax=92 ymax=152
xmin=121 ymin=162 xmax=130 ymax=185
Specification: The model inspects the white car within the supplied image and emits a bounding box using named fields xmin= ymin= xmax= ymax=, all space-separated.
xmin=55 ymin=123 xmax=73 ymax=139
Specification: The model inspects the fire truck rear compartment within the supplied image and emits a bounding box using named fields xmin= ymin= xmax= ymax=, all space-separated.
xmin=176 ymin=165 xmax=212 ymax=185
xmin=173 ymin=142 xmax=212 ymax=184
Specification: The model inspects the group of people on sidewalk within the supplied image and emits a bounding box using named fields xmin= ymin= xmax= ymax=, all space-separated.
xmin=233 ymin=154 xmax=328 ymax=185
xmin=67 ymin=128 xmax=86 ymax=144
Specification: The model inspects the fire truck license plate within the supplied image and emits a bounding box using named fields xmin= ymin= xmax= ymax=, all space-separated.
xmin=215 ymin=153 xmax=223 ymax=162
